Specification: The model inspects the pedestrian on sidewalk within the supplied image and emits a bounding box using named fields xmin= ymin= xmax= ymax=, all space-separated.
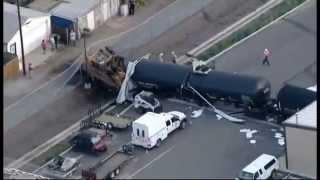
xmin=262 ymin=48 xmax=270 ymax=66
xmin=41 ymin=40 xmax=47 ymax=54
xmin=54 ymin=35 xmax=58 ymax=49
xmin=50 ymin=35 xmax=55 ymax=51
xmin=129 ymin=0 xmax=135 ymax=15
xmin=70 ymin=29 xmax=76 ymax=47
xmin=28 ymin=63 xmax=33 ymax=78
xmin=171 ymin=51 xmax=177 ymax=64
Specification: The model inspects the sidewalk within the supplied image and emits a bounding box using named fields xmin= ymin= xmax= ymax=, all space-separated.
xmin=4 ymin=0 xmax=175 ymax=109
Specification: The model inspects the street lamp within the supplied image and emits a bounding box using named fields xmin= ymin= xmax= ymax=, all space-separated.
xmin=16 ymin=0 xmax=26 ymax=76
xmin=82 ymin=28 xmax=91 ymax=89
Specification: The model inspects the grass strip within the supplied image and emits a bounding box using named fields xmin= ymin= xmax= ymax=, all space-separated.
xmin=31 ymin=142 xmax=72 ymax=167
xmin=197 ymin=0 xmax=306 ymax=61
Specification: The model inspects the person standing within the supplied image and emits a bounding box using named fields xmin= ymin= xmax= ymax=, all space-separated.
xmin=262 ymin=48 xmax=270 ymax=66
xmin=41 ymin=40 xmax=46 ymax=54
xmin=129 ymin=0 xmax=135 ymax=15
xmin=70 ymin=29 xmax=76 ymax=47
xmin=50 ymin=35 xmax=55 ymax=51
xmin=54 ymin=35 xmax=58 ymax=49
xmin=28 ymin=63 xmax=33 ymax=78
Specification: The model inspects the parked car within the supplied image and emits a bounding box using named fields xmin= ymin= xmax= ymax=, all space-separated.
xmin=48 ymin=156 xmax=79 ymax=172
xmin=133 ymin=91 xmax=162 ymax=113
xmin=92 ymin=113 xmax=132 ymax=130
xmin=70 ymin=128 xmax=108 ymax=153
xmin=131 ymin=111 xmax=187 ymax=149
xmin=237 ymin=154 xmax=279 ymax=180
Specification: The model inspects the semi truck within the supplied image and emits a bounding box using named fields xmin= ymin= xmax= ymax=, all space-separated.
xmin=81 ymin=144 xmax=134 ymax=179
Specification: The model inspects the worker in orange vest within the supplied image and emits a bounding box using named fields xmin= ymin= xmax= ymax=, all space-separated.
xmin=262 ymin=48 xmax=270 ymax=66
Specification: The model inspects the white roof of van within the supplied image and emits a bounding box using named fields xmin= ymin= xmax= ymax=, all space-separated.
xmin=243 ymin=154 xmax=275 ymax=173
xmin=134 ymin=112 xmax=166 ymax=135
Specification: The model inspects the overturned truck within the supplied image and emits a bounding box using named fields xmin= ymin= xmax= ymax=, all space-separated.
xmin=81 ymin=46 xmax=126 ymax=89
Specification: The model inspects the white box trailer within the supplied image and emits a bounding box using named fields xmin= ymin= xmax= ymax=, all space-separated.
xmin=131 ymin=111 xmax=187 ymax=149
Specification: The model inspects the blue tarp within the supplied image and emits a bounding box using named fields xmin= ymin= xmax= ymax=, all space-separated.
xmin=51 ymin=15 xmax=73 ymax=28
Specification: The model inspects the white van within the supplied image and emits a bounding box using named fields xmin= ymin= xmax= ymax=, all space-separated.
xmin=131 ymin=111 xmax=187 ymax=149
xmin=238 ymin=154 xmax=279 ymax=180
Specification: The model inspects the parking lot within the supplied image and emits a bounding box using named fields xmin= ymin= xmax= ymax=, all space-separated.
xmin=30 ymin=96 xmax=285 ymax=179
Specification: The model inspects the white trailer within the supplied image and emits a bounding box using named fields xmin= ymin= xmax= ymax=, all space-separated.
xmin=131 ymin=111 xmax=187 ymax=149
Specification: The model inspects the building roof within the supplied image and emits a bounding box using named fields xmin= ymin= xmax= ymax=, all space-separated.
xmin=283 ymin=100 xmax=317 ymax=129
xmin=4 ymin=2 xmax=49 ymax=42
xmin=50 ymin=0 xmax=98 ymax=21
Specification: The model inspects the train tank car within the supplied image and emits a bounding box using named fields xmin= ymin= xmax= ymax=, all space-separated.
xmin=187 ymin=71 xmax=271 ymax=109
xmin=277 ymin=84 xmax=316 ymax=119
xmin=131 ymin=60 xmax=192 ymax=94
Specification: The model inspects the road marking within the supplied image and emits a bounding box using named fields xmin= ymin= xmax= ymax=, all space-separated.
xmin=205 ymin=0 xmax=309 ymax=64
xmin=4 ymin=0 xmax=179 ymax=112
xmin=6 ymin=100 xmax=115 ymax=169
xmin=118 ymin=104 xmax=133 ymax=116
xmin=128 ymin=146 xmax=175 ymax=179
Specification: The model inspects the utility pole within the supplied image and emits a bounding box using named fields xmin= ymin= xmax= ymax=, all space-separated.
xmin=16 ymin=0 xmax=26 ymax=76
xmin=83 ymin=28 xmax=91 ymax=89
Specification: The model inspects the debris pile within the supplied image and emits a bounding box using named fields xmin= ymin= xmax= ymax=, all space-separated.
xmin=240 ymin=129 xmax=258 ymax=144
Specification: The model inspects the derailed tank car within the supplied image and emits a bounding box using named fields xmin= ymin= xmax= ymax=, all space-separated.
xmin=187 ymin=71 xmax=271 ymax=109
xmin=132 ymin=61 xmax=271 ymax=110
xmin=277 ymin=84 xmax=316 ymax=119
xmin=132 ymin=61 xmax=191 ymax=95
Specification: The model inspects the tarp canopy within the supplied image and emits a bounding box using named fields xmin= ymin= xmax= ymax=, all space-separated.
xmin=51 ymin=15 xmax=74 ymax=29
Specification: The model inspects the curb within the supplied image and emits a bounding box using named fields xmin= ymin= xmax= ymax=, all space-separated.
xmin=176 ymin=0 xmax=281 ymax=64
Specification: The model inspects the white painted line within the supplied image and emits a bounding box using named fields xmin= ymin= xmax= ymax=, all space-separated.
xmin=128 ymin=146 xmax=175 ymax=179
xmin=118 ymin=104 xmax=133 ymax=116
xmin=205 ymin=0 xmax=309 ymax=64
xmin=4 ymin=0 xmax=179 ymax=112
xmin=6 ymin=100 xmax=115 ymax=169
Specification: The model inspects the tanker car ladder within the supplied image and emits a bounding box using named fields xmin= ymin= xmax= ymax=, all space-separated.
xmin=186 ymin=83 xmax=245 ymax=123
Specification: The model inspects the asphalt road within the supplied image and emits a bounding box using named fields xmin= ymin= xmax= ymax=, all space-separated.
xmin=211 ymin=0 xmax=316 ymax=97
xmin=30 ymin=98 xmax=284 ymax=179
xmin=122 ymin=0 xmax=265 ymax=61
xmin=4 ymin=0 xmax=211 ymax=168
xmin=115 ymin=99 xmax=284 ymax=179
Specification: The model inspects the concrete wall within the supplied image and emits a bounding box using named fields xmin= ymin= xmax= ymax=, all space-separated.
xmin=285 ymin=126 xmax=317 ymax=178
xmin=7 ymin=16 xmax=51 ymax=70
xmin=78 ymin=0 xmax=120 ymax=33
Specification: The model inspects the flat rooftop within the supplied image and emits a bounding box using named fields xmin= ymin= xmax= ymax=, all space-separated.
xmin=283 ymin=100 xmax=317 ymax=129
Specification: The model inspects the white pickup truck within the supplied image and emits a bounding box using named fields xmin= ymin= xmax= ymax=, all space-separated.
xmin=132 ymin=111 xmax=187 ymax=149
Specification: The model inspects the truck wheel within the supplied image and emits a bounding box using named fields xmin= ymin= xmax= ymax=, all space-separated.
xmin=180 ymin=120 xmax=186 ymax=129
xmin=107 ymin=123 xmax=113 ymax=130
xmin=115 ymin=168 xmax=120 ymax=175
xmin=156 ymin=139 xmax=161 ymax=148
